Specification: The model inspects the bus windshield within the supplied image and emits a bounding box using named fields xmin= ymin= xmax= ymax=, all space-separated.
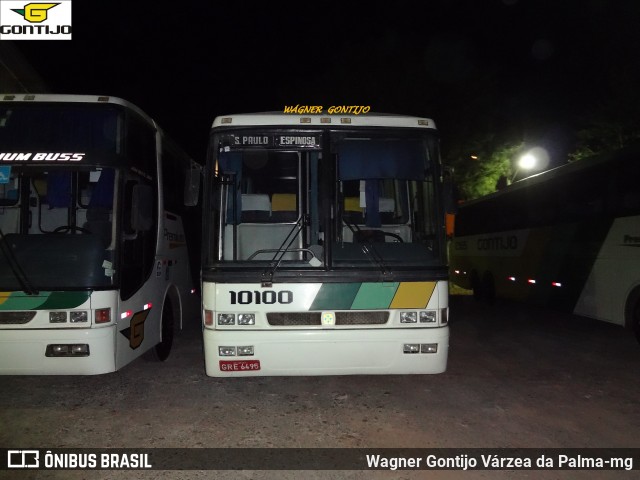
xmin=0 ymin=166 xmax=116 ymax=290
xmin=205 ymin=128 xmax=444 ymax=271
xmin=333 ymin=134 xmax=442 ymax=268
xmin=0 ymin=103 xmax=121 ymax=157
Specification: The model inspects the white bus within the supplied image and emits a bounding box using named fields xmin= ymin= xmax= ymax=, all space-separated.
xmin=0 ymin=94 xmax=201 ymax=374
xmin=201 ymin=112 xmax=450 ymax=376
xmin=450 ymin=147 xmax=640 ymax=341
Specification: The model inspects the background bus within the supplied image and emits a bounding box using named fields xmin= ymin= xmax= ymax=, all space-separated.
xmin=0 ymin=94 xmax=201 ymax=374
xmin=201 ymin=112 xmax=450 ymax=377
xmin=450 ymin=147 xmax=640 ymax=341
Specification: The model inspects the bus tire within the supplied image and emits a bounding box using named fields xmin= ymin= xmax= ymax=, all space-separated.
xmin=145 ymin=298 xmax=175 ymax=362
xmin=470 ymin=271 xmax=483 ymax=302
xmin=625 ymin=288 xmax=640 ymax=344
xmin=482 ymin=272 xmax=496 ymax=305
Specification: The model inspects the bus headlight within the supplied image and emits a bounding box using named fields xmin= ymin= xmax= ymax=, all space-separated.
xmin=70 ymin=311 xmax=88 ymax=323
xmin=419 ymin=311 xmax=437 ymax=323
xmin=237 ymin=314 xmax=255 ymax=326
xmin=218 ymin=313 xmax=235 ymax=325
xmin=400 ymin=312 xmax=417 ymax=323
xmin=49 ymin=311 xmax=67 ymax=323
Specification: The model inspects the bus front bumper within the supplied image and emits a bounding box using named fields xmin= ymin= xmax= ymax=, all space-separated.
xmin=204 ymin=326 xmax=449 ymax=377
xmin=0 ymin=326 xmax=117 ymax=375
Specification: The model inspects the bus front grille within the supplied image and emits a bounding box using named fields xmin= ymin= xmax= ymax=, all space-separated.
xmin=0 ymin=311 xmax=37 ymax=324
xmin=266 ymin=311 xmax=389 ymax=326
xmin=335 ymin=311 xmax=389 ymax=325
xmin=267 ymin=313 xmax=322 ymax=326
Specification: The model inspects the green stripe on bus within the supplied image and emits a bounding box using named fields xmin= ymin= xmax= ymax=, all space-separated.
xmin=40 ymin=291 xmax=91 ymax=310
xmin=350 ymin=282 xmax=399 ymax=309
xmin=309 ymin=283 xmax=361 ymax=310
xmin=0 ymin=291 xmax=91 ymax=310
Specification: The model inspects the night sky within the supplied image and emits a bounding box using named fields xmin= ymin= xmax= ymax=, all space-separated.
xmin=13 ymin=0 xmax=640 ymax=166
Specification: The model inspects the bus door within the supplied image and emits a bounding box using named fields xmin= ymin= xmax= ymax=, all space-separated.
xmin=116 ymin=169 xmax=162 ymax=368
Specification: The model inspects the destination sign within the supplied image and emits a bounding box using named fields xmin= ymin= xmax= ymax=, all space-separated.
xmin=224 ymin=134 xmax=321 ymax=149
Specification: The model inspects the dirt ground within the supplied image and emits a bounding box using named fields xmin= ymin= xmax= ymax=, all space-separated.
xmin=1 ymin=295 xmax=639 ymax=480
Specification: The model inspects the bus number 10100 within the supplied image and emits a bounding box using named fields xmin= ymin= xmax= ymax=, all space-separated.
xmin=229 ymin=290 xmax=293 ymax=305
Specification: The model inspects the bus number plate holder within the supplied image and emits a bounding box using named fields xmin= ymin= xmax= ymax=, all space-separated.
xmin=219 ymin=360 xmax=261 ymax=372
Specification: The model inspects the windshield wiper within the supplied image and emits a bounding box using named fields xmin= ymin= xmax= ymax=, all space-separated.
xmin=0 ymin=229 xmax=39 ymax=295
xmin=261 ymin=215 xmax=306 ymax=287
xmin=343 ymin=220 xmax=392 ymax=278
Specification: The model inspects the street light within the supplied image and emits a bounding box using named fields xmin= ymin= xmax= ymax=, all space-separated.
xmin=512 ymin=147 xmax=549 ymax=182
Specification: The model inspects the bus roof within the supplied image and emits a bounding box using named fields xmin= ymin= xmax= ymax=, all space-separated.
xmin=460 ymin=145 xmax=640 ymax=208
xmin=0 ymin=93 xmax=157 ymax=129
xmin=211 ymin=112 xmax=437 ymax=130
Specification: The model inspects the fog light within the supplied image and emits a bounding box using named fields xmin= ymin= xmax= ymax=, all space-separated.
xmin=403 ymin=343 xmax=420 ymax=353
xmin=400 ymin=312 xmax=417 ymax=323
xmin=45 ymin=344 xmax=90 ymax=357
xmin=71 ymin=344 xmax=90 ymax=355
xmin=421 ymin=343 xmax=438 ymax=354
xmin=218 ymin=313 xmax=235 ymax=326
xmin=237 ymin=314 xmax=255 ymax=325
xmin=419 ymin=311 xmax=436 ymax=323
xmin=49 ymin=311 xmax=67 ymax=323
xmin=70 ymin=311 xmax=88 ymax=323
xmin=218 ymin=346 xmax=236 ymax=356
xmin=53 ymin=345 xmax=68 ymax=354
xmin=237 ymin=346 xmax=254 ymax=356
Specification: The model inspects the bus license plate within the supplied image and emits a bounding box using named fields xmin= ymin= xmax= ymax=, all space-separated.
xmin=219 ymin=360 xmax=261 ymax=372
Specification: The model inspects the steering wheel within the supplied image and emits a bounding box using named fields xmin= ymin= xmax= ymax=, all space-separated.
xmin=53 ymin=225 xmax=91 ymax=234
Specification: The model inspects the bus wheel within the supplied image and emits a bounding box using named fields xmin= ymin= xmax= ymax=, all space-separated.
xmin=470 ymin=271 xmax=483 ymax=301
xmin=145 ymin=298 xmax=174 ymax=362
xmin=482 ymin=272 xmax=496 ymax=305
xmin=629 ymin=292 xmax=640 ymax=344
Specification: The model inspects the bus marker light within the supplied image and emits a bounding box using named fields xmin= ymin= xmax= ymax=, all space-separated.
xmin=49 ymin=312 xmax=67 ymax=323
xmin=421 ymin=343 xmax=438 ymax=354
xmin=400 ymin=312 xmax=417 ymax=323
xmin=528 ymin=279 xmax=536 ymax=284
xmin=143 ymin=303 xmax=152 ymax=310
xmin=218 ymin=313 xmax=235 ymax=326
xmin=440 ymin=308 xmax=448 ymax=325
xmin=96 ymin=308 xmax=111 ymax=323
xmin=237 ymin=314 xmax=255 ymax=326
xmin=237 ymin=346 xmax=254 ymax=356
xmin=219 ymin=346 xmax=236 ymax=356
xmin=119 ymin=310 xmax=131 ymax=320
xmin=403 ymin=344 xmax=420 ymax=353
xmin=552 ymin=282 xmax=562 ymax=287
xmin=508 ymin=277 xmax=516 ymax=282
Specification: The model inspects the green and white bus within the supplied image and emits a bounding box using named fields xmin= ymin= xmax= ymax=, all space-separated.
xmin=450 ymin=147 xmax=640 ymax=341
xmin=0 ymin=94 xmax=201 ymax=374
xmin=201 ymin=112 xmax=450 ymax=376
